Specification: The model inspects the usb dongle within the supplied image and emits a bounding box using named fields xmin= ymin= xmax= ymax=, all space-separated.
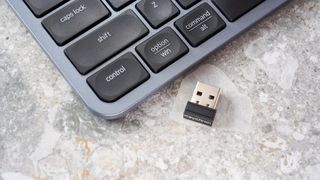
xmin=183 ymin=82 xmax=221 ymax=126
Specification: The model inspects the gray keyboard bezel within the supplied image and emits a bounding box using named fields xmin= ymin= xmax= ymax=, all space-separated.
xmin=6 ymin=0 xmax=289 ymax=119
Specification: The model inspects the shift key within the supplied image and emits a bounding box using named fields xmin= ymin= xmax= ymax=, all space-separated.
xmin=65 ymin=10 xmax=149 ymax=74
xmin=42 ymin=0 xmax=110 ymax=45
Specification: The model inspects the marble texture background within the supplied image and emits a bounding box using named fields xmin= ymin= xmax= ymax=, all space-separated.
xmin=0 ymin=0 xmax=319 ymax=179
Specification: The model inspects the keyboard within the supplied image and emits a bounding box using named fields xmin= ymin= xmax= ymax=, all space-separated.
xmin=6 ymin=0 xmax=289 ymax=119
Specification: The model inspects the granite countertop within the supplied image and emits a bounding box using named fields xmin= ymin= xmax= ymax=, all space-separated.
xmin=0 ymin=0 xmax=319 ymax=179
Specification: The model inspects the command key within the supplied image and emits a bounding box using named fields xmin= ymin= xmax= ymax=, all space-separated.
xmin=175 ymin=3 xmax=226 ymax=47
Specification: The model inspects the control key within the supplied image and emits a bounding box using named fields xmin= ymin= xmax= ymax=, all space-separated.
xmin=87 ymin=53 xmax=150 ymax=102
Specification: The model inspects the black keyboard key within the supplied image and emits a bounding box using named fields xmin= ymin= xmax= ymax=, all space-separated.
xmin=106 ymin=0 xmax=135 ymax=10
xmin=87 ymin=53 xmax=150 ymax=102
xmin=24 ymin=0 xmax=68 ymax=17
xmin=137 ymin=0 xmax=179 ymax=28
xmin=136 ymin=27 xmax=188 ymax=73
xmin=176 ymin=0 xmax=200 ymax=9
xmin=42 ymin=0 xmax=110 ymax=46
xmin=65 ymin=10 xmax=149 ymax=75
xmin=175 ymin=3 xmax=226 ymax=47
xmin=212 ymin=0 xmax=264 ymax=22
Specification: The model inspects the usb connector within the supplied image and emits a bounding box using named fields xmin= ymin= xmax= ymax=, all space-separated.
xmin=183 ymin=82 xmax=221 ymax=126
xmin=190 ymin=82 xmax=221 ymax=109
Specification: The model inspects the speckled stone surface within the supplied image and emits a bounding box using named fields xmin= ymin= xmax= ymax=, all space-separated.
xmin=0 ymin=0 xmax=319 ymax=179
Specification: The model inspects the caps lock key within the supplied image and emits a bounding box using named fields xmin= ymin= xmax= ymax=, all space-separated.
xmin=42 ymin=0 xmax=110 ymax=45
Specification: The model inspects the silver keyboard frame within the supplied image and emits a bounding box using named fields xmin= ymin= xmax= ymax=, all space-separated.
xmin=6 ymin=0 xmax=289 ymax=119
